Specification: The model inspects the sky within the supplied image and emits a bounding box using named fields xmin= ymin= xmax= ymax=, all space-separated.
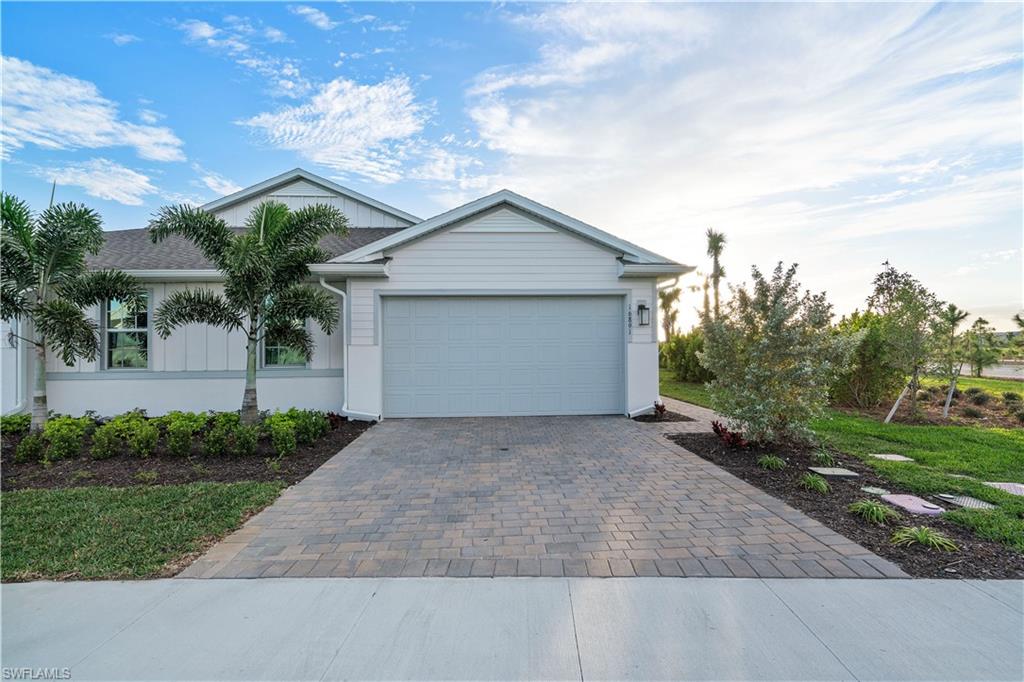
xmin=2 ymin=2 xmax=1021 ymax=330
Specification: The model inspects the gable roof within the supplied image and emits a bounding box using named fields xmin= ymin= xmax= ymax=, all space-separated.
xmin=331 ymin=189 xmax=686 ymax=267
xmin=87 ymin=227 xmax=406 ymax=271
xmin=200 ymin=168 xmax=422 ymax=225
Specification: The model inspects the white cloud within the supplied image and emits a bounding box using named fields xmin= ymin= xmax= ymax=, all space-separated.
xmin=177 ymin=18 xmax=249 ymax=53
xmin=264 ymin=26 xmax=289 ymax=43
xmin=35 ymin=158 xmax=157 ymax=206
xmin=138 ymin=109 xmax=164 ymax=125
xmin=0 ymin=56 xmax=185 ymax=162
xmin=289 ymin=5 xmax=337 ymax=31
xmin=240 ymin=76 xmax=427 ymax=183
xmin=106 ymin=33 xmax=141 ymax=46
xmin=193 ymin=164 xmax=242 ymax=196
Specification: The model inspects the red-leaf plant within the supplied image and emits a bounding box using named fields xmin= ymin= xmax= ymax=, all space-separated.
xmin=711 ymin=420 xmax=748 ymax=448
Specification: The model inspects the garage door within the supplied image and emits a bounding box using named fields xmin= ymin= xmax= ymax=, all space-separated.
xmin=382 ymin=296 xmax=625 ymax=417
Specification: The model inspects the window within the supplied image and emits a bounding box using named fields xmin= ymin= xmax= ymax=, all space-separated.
xmin=263 ymin=320 xmax=307 ymax=367
xmin=105 ymin=295 xmax=148 ymax=369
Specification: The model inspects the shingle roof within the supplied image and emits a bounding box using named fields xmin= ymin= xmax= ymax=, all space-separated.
xmin=86 ymin=227 xmax=407 ymax=270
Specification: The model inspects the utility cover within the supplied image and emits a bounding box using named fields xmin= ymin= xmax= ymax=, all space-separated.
xmin=808 ymin=467 xmax=859 ymax=478
xmin=984 ymin=482 xmax=1024 ymax=497
xmin=935 ymin=494 xmax=996 ymax=511
xmin=882 ymin=494 xmax=943 ymax=515
xmin=869 ymin=454 xmax=914 ymax=462
xmin=861 ymin=486 xmax=891 ymax=496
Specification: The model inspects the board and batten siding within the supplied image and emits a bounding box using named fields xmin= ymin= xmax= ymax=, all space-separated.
xmin=210 ymin=179 xmax=413 ymax=228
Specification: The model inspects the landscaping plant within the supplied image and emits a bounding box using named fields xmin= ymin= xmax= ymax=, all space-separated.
xmin=811 ymin=451 xmax=836 ymax=467
xmin=830 ymin=310 xmax=905 ymax=409
xmin=42 ymin=415 xmax=93 ymax=462
xmin=700 ymin=263 xmax=856 ymax=444
xmin=799 ymin=473 xmax=830 ymax=494
xmin=890 ymin=526 xmax=958 ymax=552
xmin=711 ymin=420 xmax=748 ymax=448
xmin=657 ymin=286 xmax=681 ymax=341
xmin=705 ymin=228 xmax=727 ymax=319
xmin=1 ymin=193 xmax=145 ymax=430
xmin=0 ymin=413 xmax=31 ymax=436
xmin=931 ymin=303 xmax=970 ymax=418
xmin=264 ymin=412 xmax=297 ymax=457
xmin=848 ymin=499 xmax=900 ymax=525
xmin=148 ymin=200 xmax=348 ymax=424
xmin=663 ymin=328 xmax=714 ymax=383
xmin=14 ymin=433 xmax=45 ymax=463
xmin=757 ymin=455 xmax=786 ymax=471
xmin=161 ymin=411 xmax=208 ymax=457
xmin=962 ymin=318 xmax=1001 ymax=378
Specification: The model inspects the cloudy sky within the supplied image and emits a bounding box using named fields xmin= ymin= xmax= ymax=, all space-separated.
xmin=2 ymin=2 xmax=1021 ymax=329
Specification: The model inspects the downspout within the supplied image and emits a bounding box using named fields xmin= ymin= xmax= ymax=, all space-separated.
xmin=4 ymin=319 xmax=28 ymax=415
xmin=318 ymin=277 xmax=379 ymax=422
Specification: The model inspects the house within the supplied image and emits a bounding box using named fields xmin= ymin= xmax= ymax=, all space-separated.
xmin=2 ymin=169 xmax=692 ymax=420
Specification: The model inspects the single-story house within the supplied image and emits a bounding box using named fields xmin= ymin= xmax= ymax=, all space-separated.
xmin=1 ymin=169 xmax=692 ymax=420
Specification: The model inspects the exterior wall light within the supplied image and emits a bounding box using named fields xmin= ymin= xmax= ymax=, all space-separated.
xmin=637 ymin=303 xmax=650 ymax=327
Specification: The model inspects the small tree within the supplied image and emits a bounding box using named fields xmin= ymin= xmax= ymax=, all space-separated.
xmin=1 ymin=193 xmax=144 ymax=430
xmin=148 ymin=201 xmax=349 ymax=424
xmin=705 ymin=228 xmax=726 ymax=319
xmin=962 ymin=318 xmax=1000 ymax=378
xmin=700 ymin=263 xmax=856 ymax=444
xmin=931 ymin=303 xmax=969 ymax=417
xmin=657 ymin=286 xmax=681 ymax=341
xmin=830 ymin=310 xmax=904 ymax=409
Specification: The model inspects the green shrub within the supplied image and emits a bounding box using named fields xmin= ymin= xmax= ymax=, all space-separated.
xmin=14 ymin=433 xmax=45 ymax=463
xmin=264 ymin=412 xmax=297 ymax=457
xmin=285 ymin=409 xmax=328 ymax=445
xmin=811 ymin=451 xmax=836 ymax=467
xmin=962 ymin=406 xmax=983 ymax=419
xmin=800 ymin=473 xmax=830 ymax=494
xmin=830 ymin=311 xmax=905 ymax=409
xmin=662 ymin=329 xmax=714 ymax=383
xmin=105 ymin=412 xmax=158 ymax=457
xmin=204 ymin=413 xmax=240 ymax=457
xmin=0 ymin=413 xmax=31 ymax=437
xmin=134 ymin=470 xmax=158 ymax=485
xmin=914 ymin=389 xmax=930 ymax=402
xmin=848 ymin=499 xmax=900 ymax=525
xmin=1015 ymin=409 xmax=1024 ymax=425
xmin=42 ymin=416 xmax=93 ymax=462
xmin=969 ymin=392 xmax=990 ymax=406
xmin=964 ymin=386 xmax=984 ymax=396
xmin=891 ymin=526 xmax=958 ymax=551
xmin=231 ymin=424 xmax=260 ymax=457
xmin=90 ymin=422 xmax=120 ymax=460
xmin=1002 ymin=391 xmax=1021 ymax=403
xmin=757 ymin=455 xmax=786 ymax=471
xmin=161 ymin=411 xmax=207 ymax=457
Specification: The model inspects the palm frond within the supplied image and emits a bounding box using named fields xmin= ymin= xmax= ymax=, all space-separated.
xmin=262 ymin=320 xmax=314 ymax=360
xmin=270 ymin=245 xmax=331 ymax=287
xmin=244 ymin=201 xmax=291 ymax=245
xmin=265 ymin=285 xmax=339 ymax=335
xmin=34 ymin=299 xmax=100 ymax=365
xmin=0 ymin=285 xmax=30 ymax=321
xmin=272 ymin=203 xmax=349 ymax=252
xmin=148 ymin=205 xmax=234 ymax=268
xmin=153 ymin=289 xmax=243 ymax=338
xmin=33 ymin=202 xmax=104 ymax=282
xmin=58 ymin=270 xmax=145 ymax=311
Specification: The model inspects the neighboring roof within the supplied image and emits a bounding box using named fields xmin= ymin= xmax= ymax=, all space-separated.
xmin=332 ymin=189 xmax=688 ymax=268
xmin=200 ymin=168 xmax=422 ymax=225
xmin=87 ymin=227 xmax=407 ymax=271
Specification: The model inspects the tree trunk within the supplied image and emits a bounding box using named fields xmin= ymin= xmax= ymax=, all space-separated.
xmin=240 ymin=336 xmax=259 ymax=424
xmin=909 ymin=367 xmax=921 ymax=418
xmin=31 ymin=342 xmax=47 ymax=432
xmin=942 ymin=364 xmax=961 ymax=419
xmin=884 ymin=383 xmax=910 ymax=424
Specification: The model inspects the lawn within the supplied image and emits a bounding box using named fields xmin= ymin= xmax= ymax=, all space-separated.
xmin=660 ymin=372 xmax=1024 ymax=552
xmin=921 ymin=375 xmax=1023 ymax=397
xmin=1 ymin=482 xmax=283 ymax=581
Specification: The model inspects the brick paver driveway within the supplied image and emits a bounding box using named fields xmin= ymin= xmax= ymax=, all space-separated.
xmin=182 ymin=409 xmax=904 ymax=579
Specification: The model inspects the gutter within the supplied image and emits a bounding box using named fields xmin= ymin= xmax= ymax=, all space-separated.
xmin=619 ymin=263 xmax=694 ymax=278
xmin=317 ymin=277 xmax=380 ymax=422
xmin=120 ymin=263 xmax=388 ymax=282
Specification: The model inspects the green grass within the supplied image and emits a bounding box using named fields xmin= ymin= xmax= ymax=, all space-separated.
xmin=1 ymin=482 xmax=284 ymax=581
xmin=658 ymin=370 xmax=712 ymax=407
xmin=921 ymin=375 xmax=1024 ymax=397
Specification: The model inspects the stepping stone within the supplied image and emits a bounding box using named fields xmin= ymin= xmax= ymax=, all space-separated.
xmin=869 ymin=453 xmax=914 ymax=462
xmin=935 ymin=494 xmax=996 ymax=511
xmin=808 ymin=466 xmax=859 ymax=478
xmin=984 ymin=482 xmax=1024 ymax=497
xmin=882 ymin=494 xmax=944 ymax=516
xmin=861 ymin=486 xmax=891 ymax=496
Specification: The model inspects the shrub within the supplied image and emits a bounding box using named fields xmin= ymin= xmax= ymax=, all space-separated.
xmin=265 ymin=457 xmax=282 ymax=474
xmin=962 ymin=406 xmax=983 ymax=419
xmin=848 ymin=499 xmax=900 ymax=525
xmin=914 ymin=389 xmax=930 ymax=402
xmin=1014 ymin=409 xmax=1024 ymax=425
xmin=90 ymin=422 xmax=121 ymax=460
xmin=265 ymin=412 xmax=297 ymax=457
xmin=830 ymin=311 xmax=905 ymax=408
xmin=711 ymin=420 xmax=748 ymax=448
xmin=663 ymin=329 xmax=714 ymax=383
xmin=231 ymin=424 xmax=260 ymax=457
xmin=125 ymin=419 xmax=159 ymax=457
xmin=286 ymin=408 xmax=329 ymax=445
xmin=969 ymin=392 xmax=990 ymax=406
xmin=890 ymin=526 xmax=958 ymax=551
xmin=811 ymin=451 xmax=836 ymax=467
xmin=134 ymin=470 xmax=158 ymax=485
xmin=14 ymin=433 xmax=45 ymax=463
xmin=701 ymin=263 xmax=857 ymax=444
xmin=800 ymin=473 xmax=830 ymax=494
xmin=161 ymin=411 xmax=207 ymax=457
xmin=1002 ymin=391 xmax=1021 ymax=403
xmin=0 ymin=413 xmax=31 ymax=437
xmin=940 ymin=385 xmax=961 ymax=399
xmin=964 ymin=386 xmax=984 ymax=396
xmin=757 ymin=455 xmax=786 ymax=471
xmin=325 ymin=412 xmax=346 ymax=430
xmin=204 ymin=413 xmax=240 ymax=457
xmin=42 ymin=416 xmax=93 ymax=462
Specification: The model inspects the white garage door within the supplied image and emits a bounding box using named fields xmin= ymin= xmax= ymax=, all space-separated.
xmin=382 ymin=296 xmax=625 ymax=417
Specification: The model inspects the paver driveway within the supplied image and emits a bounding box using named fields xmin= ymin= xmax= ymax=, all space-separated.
xmin=182 ymin=409 xmax=905 ymax=579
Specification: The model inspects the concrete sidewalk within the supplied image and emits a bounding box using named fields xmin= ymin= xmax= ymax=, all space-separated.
xmin=3 ymin=578 xmax=1021 ymax=681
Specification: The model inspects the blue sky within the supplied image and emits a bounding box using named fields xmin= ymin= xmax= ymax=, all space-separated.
xmin=2 ymin=2 xmax=1021 ymax=329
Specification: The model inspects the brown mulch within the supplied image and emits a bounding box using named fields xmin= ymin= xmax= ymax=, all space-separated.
xmin=1 ymin=419 xmax=373 ymax=492
xmin=668 ymin=432 xmax=1024 ymax=579
xmin=633 ymin=411 xmax=695 ymax=423
xmin=850 ymin=390 xmax=1024 ymax=429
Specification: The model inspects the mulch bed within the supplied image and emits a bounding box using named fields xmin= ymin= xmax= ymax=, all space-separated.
xmin=668 ymin=432 xmax=1024 ymax=579
xmin=852 ymin=390 xmax=1024 ymax=429
xmin=633 ymin=411 xmax=695 ymax=423
xmin=1 ymin=419 xmax=373 ymax=492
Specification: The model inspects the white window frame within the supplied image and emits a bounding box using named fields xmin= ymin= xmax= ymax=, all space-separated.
xmin=102 ymin=292 xmax=151 ymax=371
xmin=260 ymin=318 xmax=310 ymax=369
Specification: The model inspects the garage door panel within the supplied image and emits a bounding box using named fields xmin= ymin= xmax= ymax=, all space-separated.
xmin=383 ymin=296 xmax=623 ymax=417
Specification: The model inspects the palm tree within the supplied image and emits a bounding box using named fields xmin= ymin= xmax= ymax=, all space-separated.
xmin=1 ymin=193 xmax=144 ymax=430
xmin=933 ymin=303 xmax=969 ymax=418
xmin=657 ymin=287 xmax=681 ymax=341
xmin=149 ymin=201 xmax=348 ymax=423
xmin=705 ymin=228 xmax=726 ymax=319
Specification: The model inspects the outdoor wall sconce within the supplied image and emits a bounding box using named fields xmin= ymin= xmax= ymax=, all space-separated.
xmin=637 ymin=303 xmax=651 ymax=327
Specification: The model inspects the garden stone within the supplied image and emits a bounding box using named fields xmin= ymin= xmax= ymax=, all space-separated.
xmin=984 ymin=482 xmax=1024 ymax=497
xmin=869 ymin=453 xmax=914 ymax=462
xmin=808 ymin=467 xmax=859 ymax=478
xmin=861 ymin=486 xmax=890 ymax=496
xmin=881 ymin=494 xmax=943 ymax=515
xmin=935 ymin=494 xmax=996 ymax=511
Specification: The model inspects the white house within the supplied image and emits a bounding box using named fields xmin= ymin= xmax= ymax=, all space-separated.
xmin=2 ymin=169 xmax=692 ymax=420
